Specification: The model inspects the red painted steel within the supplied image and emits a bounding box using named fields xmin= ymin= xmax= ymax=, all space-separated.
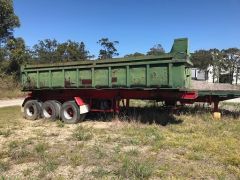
xmin=74 ymin=97 xmax=85 ymax=106
xmin=25 ymin=89 xmax=198 ymax=113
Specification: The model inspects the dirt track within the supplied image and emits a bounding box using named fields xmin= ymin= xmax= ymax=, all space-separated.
xmin=0 ymin=98 xmax=24 ymax=108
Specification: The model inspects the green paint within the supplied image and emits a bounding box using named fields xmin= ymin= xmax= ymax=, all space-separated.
xmin=21 ymin=38 xmax=193 ymax=91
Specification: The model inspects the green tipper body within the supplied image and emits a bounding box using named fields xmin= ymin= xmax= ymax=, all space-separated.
xmin=21 ymin=38 xmax=192 ymax=91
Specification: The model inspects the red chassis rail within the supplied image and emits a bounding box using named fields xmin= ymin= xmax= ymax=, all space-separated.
xmin=25 ymin=89 xmax=198 ymax=113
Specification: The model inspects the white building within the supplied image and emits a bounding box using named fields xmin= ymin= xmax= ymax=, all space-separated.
xmin=191 ymin=68 xmax=207 ymax=81
xmin=191 ymin=66 xmax=240 ymax=85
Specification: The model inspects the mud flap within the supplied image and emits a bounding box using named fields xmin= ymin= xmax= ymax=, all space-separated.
xmin=79 ymin=104 xmax=90 ymax=114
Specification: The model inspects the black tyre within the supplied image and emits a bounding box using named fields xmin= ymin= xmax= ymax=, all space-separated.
xmin=53 ymin=100 xmax=61 ymax=118
xmin=42 ymin=100 xmax=61 ymax=121
xmin=23 ymin=100 xmax=41 ymax=120
xmin=79 ymin=113 xmax=86 ymax=122
xmin=60 ymin=101 xmax=81 ymax=124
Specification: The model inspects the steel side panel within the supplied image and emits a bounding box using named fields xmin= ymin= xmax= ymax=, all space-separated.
xmin=22 ymin=60 xmax=190 ymax=90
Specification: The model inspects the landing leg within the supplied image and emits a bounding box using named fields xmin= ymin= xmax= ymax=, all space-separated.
xmin=113 ymin=99 xmax=120 ymax=119
xmin=126 ymin=99 xmax=130 ymax=108
xmin=213 ymin=101 xmax=221 ymax=119
xmin=213 ymin=101 xmax=219 ymax=112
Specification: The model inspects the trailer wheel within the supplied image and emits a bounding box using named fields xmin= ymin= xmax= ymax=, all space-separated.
xmin=60 ymin=101 xmax=81 ymax=124
xmin=53 ymin=100 xmax=61 ymax=118
xmin=79 ymin=113 xmax=86 ymax=122
xmin=42 ymin=101 xmax=61 ymax=121
xmin=24 ymin=100 xmax=41 ymax=120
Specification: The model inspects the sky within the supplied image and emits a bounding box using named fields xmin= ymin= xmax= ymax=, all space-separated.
xmin=13 ymin=0 xmax=240 ymax=57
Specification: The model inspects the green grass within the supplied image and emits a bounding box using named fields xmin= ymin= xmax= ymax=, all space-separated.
xmin=116 ymin=156 xmax=155 ymax=179
xmin=34 ymin=142 xmax=49 ymax=156
xmin=0 ymin=104 xmax=240 ymax=179
xmin=0 ymin=106 xmax=22 ymax=129
xmin=72 ymin=125 xmax=93 ymax=141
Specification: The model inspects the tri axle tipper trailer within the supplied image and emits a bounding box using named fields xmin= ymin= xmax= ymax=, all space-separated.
xmin=21 ymin=38 xmax=240 ymax=123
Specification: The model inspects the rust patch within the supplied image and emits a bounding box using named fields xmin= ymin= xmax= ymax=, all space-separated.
xmin=152 ymin=72 xmax=157 ymax=79
xmin=112 ymin=77 xmax=117 ymax=83
xmin=82 ymin=79 xmax=92 ymax=85
xmin=65 ymin=77 xmax=75 ymax=87
xmin=64 ymin=78 xmax=71 ymax=87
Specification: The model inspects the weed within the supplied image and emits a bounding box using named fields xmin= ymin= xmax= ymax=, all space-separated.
xmin=91 ymin=167 xmax=110 ymax=178
xmin=69 ymin=154 xmax=82 ymax=167
xmin=8 ymin=140 xmax=19 ymax=150
xmin=185 ymin=152 xmax=204 ymax=161
xmin=92 ymin=144 xmax=106 ymax=159
xmin=125 ymin=148 xmax=139 ymax=157
xmin=22 ymin=168 xmax=32 ymax=177
xmin=155 ymin=164 xmax=170 ymax=178
xmin=0 ymin=129 xmax=12 ymax=137
xmin=9 ymin=148 xmax=31 ymax=163
xmin=224 ymin=154 xmax=240 ymax=167
xmin=116 ymin=156 xmax=154 ymax=179
xmin=0 ymin=161 xmax=10 ymax=173
xmin=56 ymin=120 xmax=65 ymax=128
xmin=72 ymin=125 xmax=93 ymax=141
xmin=122 ymin=125 xmax=165 ymax=149
xmin=42 ymin=159 xmax=58 ymax=172
xmin=35 ymin=142 xmax=48 ymax=156
xmin=38 ymin=158 xmax=59 ymax=178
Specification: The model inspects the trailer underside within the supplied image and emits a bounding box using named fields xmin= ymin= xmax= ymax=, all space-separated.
xmin=22 ymin=88 xmax=240 ymax=123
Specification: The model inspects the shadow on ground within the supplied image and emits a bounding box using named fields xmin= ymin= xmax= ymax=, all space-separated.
xmin=85 ymin=105 xmax=240 ymax=125
xmin=177 ymin=105 xmax=240 ymax=119
xmin=85 ymin=106 xmax=183 ymax=126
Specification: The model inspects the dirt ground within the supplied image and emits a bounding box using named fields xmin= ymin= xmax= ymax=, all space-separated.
xmin=191 ymin=80 xmax=240 ymax=91
xmin=0 ymin=98 xmax=24 ymax=108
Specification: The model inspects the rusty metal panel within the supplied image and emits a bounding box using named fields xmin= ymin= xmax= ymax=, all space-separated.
xmin=149 ymin=65 xmax=168 ymax=87
xmin=95 ymin=68 xmax=108 ymax=87
xmin=65 ymin=69 xmax=77 ymax=88
xmin=112 ymin=68 xmax=126 ymax=87
xmin=79 ymin=69 xmax=92 ymax=87
xmin=130 ymin=66 xmax=146 ymax=87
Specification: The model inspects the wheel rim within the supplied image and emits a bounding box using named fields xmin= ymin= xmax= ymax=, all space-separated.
xmin=43 ymin=106 xmax=52 ymax=118
xmin=63 ymin=106 xmax=74 ymax=120
xmin=26 ymin=105 xmax=35 ymax=117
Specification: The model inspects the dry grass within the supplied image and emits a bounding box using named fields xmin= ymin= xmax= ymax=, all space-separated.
xmin=0 ymin=104 xmax=240 ymax=179
xmin=0 ymin=75 xmax=24 ymax=99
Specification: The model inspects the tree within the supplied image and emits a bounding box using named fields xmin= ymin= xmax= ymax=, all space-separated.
xmin=79 ymin=42 xmax=93 ymax=60
xmin=190 ymin=50 xmax=213 ymax=70
xmin=32 ymin=39 xmax=92 ymax=63
xmin=97 ymin=38 xmax=119 ymax=59
xmin=124 ymin=52 xmax=145 ymax=58
xmin=208 ymin=48 xmax=225 ymax=83
xmin=33 ymin=39 xmax=58 ymax=63
xmin=4 ymin=38 xmax=31 ymax=77
xmin=221 ymin=48 xmax=240 ymax=84
xmin=147 ymin=44 xmax=165 ymax=56
xmin=0 ymin=0 xmax=20 ymax=43
xmin=0 ymin=46 xmax=7 ymax=61
xmin=57 ymin=40 xmax=92 ymax=61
